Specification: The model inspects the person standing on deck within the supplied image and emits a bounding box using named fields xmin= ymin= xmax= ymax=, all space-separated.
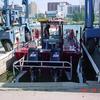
xmin=34 ymin=29 xmax=40 ymax=47
xmin=24 ymin=23 xmax=31 ymax=42
xmin=67 ymin=29 xmax=78 ymax=48
xmin=44 ymin=24 xmax=50 ymax=39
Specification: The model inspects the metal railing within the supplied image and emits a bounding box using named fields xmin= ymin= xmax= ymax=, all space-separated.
xmin=77 ymin=58 xmax=83 ymax=83
xmin=13 ymin=56 xmax=72 ymax=82
xmin=82 ymin=43 xmax=100 ymax=82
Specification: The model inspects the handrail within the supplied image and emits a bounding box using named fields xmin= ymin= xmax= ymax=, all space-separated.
xmin=77 ymin=58 xmax=83 ymax=83
xmin=82 ymin=43 xmax=100 ymax=74
xmin=81 ymin=43 xmax=100 ymax=82
xmin=13 ymin=57 xmax=72 ymax=78
xmin=14 ymin=60 xmax=72 ymax=68
xmin=13 ymin=56 xmax=25 ymax=76
xmin=13 ymin=56 xmax=72 ymax=67
xmin=13 ymin=71 xmax=27 ymax=83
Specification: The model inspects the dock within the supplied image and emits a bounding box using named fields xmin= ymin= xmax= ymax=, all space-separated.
xmin=0 ymin=82 xmax=100 ymax=92
xmin=0 ymin=91 xmax=99 ymax=100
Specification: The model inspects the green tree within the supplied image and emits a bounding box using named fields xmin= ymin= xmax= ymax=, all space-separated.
xmin=73 ymin=9 xmax=85 ymax=22
xmin=35 ymin=13 xmax=45 ymax=19
xmin=73 ymin=12 xmax=80 ymax=21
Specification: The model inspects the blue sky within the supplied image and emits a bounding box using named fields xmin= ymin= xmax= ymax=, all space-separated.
xmin=0 ymin=0 xmax=84 ymax=12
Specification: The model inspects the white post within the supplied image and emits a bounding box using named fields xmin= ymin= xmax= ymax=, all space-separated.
xmin=4 ymin=0 xmax=10 ymax=28
xmin=99 ymin=2 xmax=100 ymax=27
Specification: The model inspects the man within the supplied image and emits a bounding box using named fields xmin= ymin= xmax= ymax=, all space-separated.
xmin=67 ymin=29 xmax=78 ymax=48
xmin=24 ymin=23 xmax=31 ymax=42
xmin=44 ymin=24 xmax=50 ymax=39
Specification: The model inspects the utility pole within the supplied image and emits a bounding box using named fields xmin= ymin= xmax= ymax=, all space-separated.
xmin=85 ymin=0 xmax=94 ymax=28
xmin=26 ymin=0 xmax=29 ymax=22
xmin=99 ymin=2 xmax=100 ymax=27
xmin=4 ymin=0 xmax=10 ymax=28
xmin=22 ymin=0 xmax=29 ymax=23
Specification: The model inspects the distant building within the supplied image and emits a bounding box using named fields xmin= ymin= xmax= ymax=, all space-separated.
xmin=67 ymin=5 xmax=85 ymax=19
xmin=28 ymin=2 xmax=37 ymax=17
xmin=9 ymin=4 xmax=23 ymax=23
xmin=67 ymin=5 xmax=82 ymax=17
xmin=9 ymin=4 xmax=22 ymax=13
xmin=48 ymin=2 xmax=69 ymax=11
xmin=0 ymin=1 xmax=3 ymax=8
xmin=47 ymin=2 xmax=84 ymax=18
xmin=45 ymin=11 xmax=57 ymax=18
xmin=57 ymin=2 xmax=68 ymax=18
xmin=94 ymin=0 xmax=100 ymax=11
xmin=94 ymin=0 xmax=100 ymax=17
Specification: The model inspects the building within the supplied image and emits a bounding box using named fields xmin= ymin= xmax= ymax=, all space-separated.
xmin=45 ymin=11 xmax=57 ymax=18
xmin=9 ymin=4 xmax=23 ymax=23
xmin=9 ymin=4 xmax=22 ymax=13
xmin=0 ymin=1 xmax=3 ymax=8
xmin=48 ymin=2 xmax=69 ymax=11
xmin=94 ymin=0 xmax=100 ymax=11
xmin=67 ymin=5 xmax=82 ymax=17
xmin=67 ymin=5 xmax=85 ymax=19
xmin=28 ymin=2 xmax=37 ymax=17
xmin=57 ymin=2 xmax=68 ymax=18
xmin=47 ymin=2 xmax=84 ymax=18
xmin=94 ymin=0 xmax=100 ymax=16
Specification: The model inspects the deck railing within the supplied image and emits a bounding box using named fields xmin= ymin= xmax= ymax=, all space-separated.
xmin=13 ymin=56 xmax=72 ymax=82
xmin=82 ymin=43 xmax=100 ymax=82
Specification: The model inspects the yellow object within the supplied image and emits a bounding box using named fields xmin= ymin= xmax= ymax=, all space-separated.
xmin=37 ymin=18 xmax=48 ymax=22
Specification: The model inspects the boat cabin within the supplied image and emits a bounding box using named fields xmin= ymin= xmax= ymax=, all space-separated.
xmin=14 ymin=18 xmax=81 ymax=82
xmin=39 ymin=18 xmax=64 ymax=51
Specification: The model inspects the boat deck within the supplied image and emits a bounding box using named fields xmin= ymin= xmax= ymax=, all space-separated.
xmin=0 ymin=82 xmax=100 ymax=91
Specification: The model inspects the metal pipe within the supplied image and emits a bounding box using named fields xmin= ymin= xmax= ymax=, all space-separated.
xmin=85 ymin=0 xmax=88 ymax=27
xmin=82 ymin=43 xmax=99 ymax=74
xmin=85 ymin=0 xmax=94 ymax=28
xmin=14 ymin=71 xmax=27 ymax=82
xmin=77 ymin=58 xmax=83 ymax=83
xmin=26 ymin=0 xmax=29 ymax=21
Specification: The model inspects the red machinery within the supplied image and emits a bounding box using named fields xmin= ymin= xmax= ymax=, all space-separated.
xmin=14 ymin=18 xmax=81 ymax=82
